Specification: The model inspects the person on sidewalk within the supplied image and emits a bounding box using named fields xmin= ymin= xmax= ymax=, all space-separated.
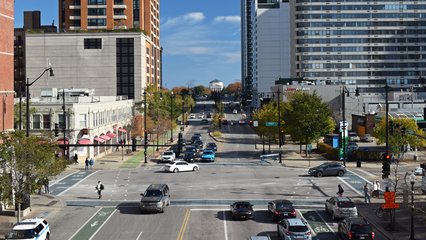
xmin=89 ymin=158 xmax=94 ymax=169
xmin=43 ymin=177 xmax=50 ymax=194
xmin=73 ymin=153 xmax=79 ymax=165
xmin=95 ymin=181 xmax=104 ymax=199
xmin=373 ymin=180 xmax=380 ymax=198
xmin=85 ymin=157 xmax=89 ymax=170
xmin=337 ymin=184 xmax=344 ymax=197
xmin=364 ymin=183 xmax=371 ymax=203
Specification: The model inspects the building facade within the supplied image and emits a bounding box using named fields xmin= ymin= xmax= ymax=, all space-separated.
xmin=0 ymin=0 xmax=15 ymax=132
xmin=58 ymin=0 xmax=161 ymax=88
xmin=293 ymin=0 xmax=426 ymax=85
xmin=241 ymin=0 xmax=292 ymax=107
xmin=26 ymin=90 xmax=134 ymax=159
xmin=209 ymin=80 xmax=224 ymax=92
xmin=25 ymin=32 xmax=151 ymax=101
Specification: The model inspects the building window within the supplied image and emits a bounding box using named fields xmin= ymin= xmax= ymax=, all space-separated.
xmin=43 ymin=114 xmax=51 ymax=129
xmin=88 ymin=0 xmax=106 ymax=5
xmin=88 ymin=8 xmax=106 ymax=16
xmin=32 ymin=115 xmax=41 ymax=129
xmin=84 ymin=38 xmax=102 ymax=49
xmin=88 ymin=19 xmax=106 ymax=27
xmin=116 ymin=38 xmax=135 ymax=99
xmin=58 ymin=114 xmax=66 ymax=129
xmin=79 ymin=114 xmax=87 ymax=128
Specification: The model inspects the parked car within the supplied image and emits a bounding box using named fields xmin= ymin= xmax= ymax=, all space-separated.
xmin=140 ymin=184 xmax=170 ymax=213
xmin=183 ymin=152 xmax=198 ymax=163
xmin=348 ymin=132 xmax=360 ymax=142
xmin=5 ymin=218 xmax=50 ymax=240
xmin=161 ymin=151 xmax=175 ymax=162
xmin=206 ymin=142 xmax=217 ymax=151
xmin=347 ymin=142 xmax=359 ymax=152
xmin=206 ymin=113 xmax=212 ymax=118
xmin=325 ymin=197 xmax=358 ymax=220
xmin=338 ymin=217 xmax=375 ymax=240
xmin=230 ymin=201 xmax=254 ymax=220
xmin=201 ymin=149 xmax=216 ymax=162
xmin=277 ymin=218 xmax=312 ymax=240
xmin=268 ymin=199 xmax=296 ymax=222
xmin=360 ymin=134 xmax=374 ymax=142
xmin=201 ymin=119 xmax=209 ymax=124
xmin=164 ymin=160 xmax=199 ymax=173
xmin=222 ymin=119 xmax=228 ymax=125
xmin=238 ymin=120 xmax=247 ymax=125
xmin=308 ymin=162 xmax=346 ymax=177
xmin=189 ymin=114 xmax=196 ymax=119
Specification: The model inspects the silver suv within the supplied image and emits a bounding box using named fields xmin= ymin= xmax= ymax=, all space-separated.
xmin=140 ymin=184 xmax=170 ymax=213
xmin=325 ymin=197 xmax=358 ymax=220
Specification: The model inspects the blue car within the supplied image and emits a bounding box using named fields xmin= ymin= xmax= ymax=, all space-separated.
xmin=201 ymin=149 xmax=215 ymax=162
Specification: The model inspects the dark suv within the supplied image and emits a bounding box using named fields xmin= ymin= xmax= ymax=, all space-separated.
xmin=267 ymin=199 xmax=296 ymax=221
xmin=140 ymin=184 xmax=170 ymax=213
xmin=338 ymin=217 xmax=375 ymax=240
xmin=308 ymin=162 xmax=346 ymax=177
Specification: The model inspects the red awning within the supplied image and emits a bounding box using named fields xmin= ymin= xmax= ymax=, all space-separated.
xmin=57 ymin=139 xmax=69 ymax=145
xmin=107 ymin=133 xmax=117 ymax=138
xmin=118 ymin=128 xmax=127 ymax=133
xmin=78 ymin=139 xmax=93 ymax=145
xmin=94 ymin=137 xmax=105 ymax=143
xmin=100 ymin=135 xmax=111 ymax=141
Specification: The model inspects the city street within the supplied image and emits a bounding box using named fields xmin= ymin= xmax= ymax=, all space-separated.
xmin=42 ymin=104 xmax=389 ymax=240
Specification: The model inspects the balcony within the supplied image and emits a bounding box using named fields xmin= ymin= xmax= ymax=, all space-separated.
xmin=113 ymin=15 xmax=127 ymax=20
xmin=69 ymin=1 xmax=81 ymax=10
xmin=70 ymin=15 xmax=81 ymax=20
xmin=113 ymin=3 xmax=127 ymax=9
xmin=69 ymin=26 xmax=82 ymax=30
xmin=87 ymin=26 xmax=107 ymax=30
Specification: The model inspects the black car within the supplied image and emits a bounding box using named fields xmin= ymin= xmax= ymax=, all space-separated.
xmin=338 ymin=217 xmax=375 ymax=240
xmin=169 ymin=145 xmax=180 ymax=157
xmin=191 ymin=135 xmax=202 ymax=144
xmin=185 ymin=145 xmax=197 ymax=154
xmin=206 ymin=142 xmax=217 ymax=151
xmin=308 ymin=162 xmax=346 ymax=177
xmin=230 ymin=201 xmax=254 ymax=220
xmin=183 ymin=152 xmax=197 ymax=163
xmin=193 ymin=140 xmax=203 ymax=149
xmin=267 ymin=199 xmax=296 ymax=222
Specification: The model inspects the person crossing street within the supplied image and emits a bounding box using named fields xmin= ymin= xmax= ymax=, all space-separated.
xmin=95 ymin=181 xmax=104 ymax=199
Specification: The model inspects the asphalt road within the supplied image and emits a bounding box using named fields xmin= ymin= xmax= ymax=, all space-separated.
xmin=45 ymin=102 xmax=387 ymax=240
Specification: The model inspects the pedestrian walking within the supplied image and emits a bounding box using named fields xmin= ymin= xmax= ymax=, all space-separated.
xmin=73 ymin=153 xmax=79 ymax=164
xmin=373 ymin=180 xmax=379 ymax=198
xmin=95 ymin=181 xmax=104 ymax=199
xmin=85 ymin=157 xmax=89 ymax=170
xmin=364 ymin=183 xmax=371 ymax=203
xmin=43 ymin=177 xmax=50 ymax=194
xmin=337 ymin=184 xmax=344 ymax=197
xmin=89 ymin=158 xmax=94 ymax=169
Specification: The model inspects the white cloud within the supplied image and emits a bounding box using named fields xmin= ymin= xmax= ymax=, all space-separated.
xmin=162 ymin=12 xmax=205 ymax=28
xmin=213 ymin=16 xmax=240 ymax=24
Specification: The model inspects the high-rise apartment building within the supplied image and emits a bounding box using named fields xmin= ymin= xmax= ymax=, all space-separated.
xmin=59 ymin=0 xmax=161 ymax=88
xmin=0 ymin=0 xmax=15 ymax=132
xmin=293 ymin=0 xmax=426 ymax=85
xmin=241 ymin=0 xmax=291 ymax=106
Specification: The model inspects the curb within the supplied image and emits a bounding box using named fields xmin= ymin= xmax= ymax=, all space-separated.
xmin=208 ymin=131 xmax=225 ymax=143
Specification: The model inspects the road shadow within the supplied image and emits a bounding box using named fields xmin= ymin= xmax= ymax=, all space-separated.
xmin=252 ymin=231 xmax=279 ymax=240
xmin=215 ymin=210 xmax=275 ymax=224
xmin=116 ymin=202 xmax=155 ymax=215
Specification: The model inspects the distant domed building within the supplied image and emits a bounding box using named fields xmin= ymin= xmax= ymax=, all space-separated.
xmin=209 ymin=79 xmax=224 ymax=92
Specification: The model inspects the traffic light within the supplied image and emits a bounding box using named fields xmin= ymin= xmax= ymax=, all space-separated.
xmin=178 ymin=133 xmax=183 ymax=153
xmin=382 ymin=153 xmax=391 ymax=177
xmin=54 ymin=123 xmax=59 ymax=137
xmin=389 ymin=121 xmax=394 ymax=136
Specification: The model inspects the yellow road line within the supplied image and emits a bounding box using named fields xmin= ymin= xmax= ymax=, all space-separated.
xmin=177 ymin=208 xmax=191 ymax=240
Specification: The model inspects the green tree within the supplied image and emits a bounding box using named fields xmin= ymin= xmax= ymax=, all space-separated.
xmin=14 ymin=102 xmax=36 ymax=130
xmin=252 ymin=102 xmax=282 ymax=141
xmin=373 ymin=118 xmax=426 ymax=190
xmin=0 ymin=131 xmax=67 ymax=218
xmin=282 ymin=92 xmax=334 ymax=155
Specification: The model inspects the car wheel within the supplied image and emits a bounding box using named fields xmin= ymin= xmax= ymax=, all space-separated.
xmin=173 ymin=168 xmax=179 ymax=173
xmin=338 ymin=170 xmax=345 ymax=177
xmin=316 ymin=171 xmax=323 ymax=177
xmin=193 ymin=166 xmax=198 ymax=171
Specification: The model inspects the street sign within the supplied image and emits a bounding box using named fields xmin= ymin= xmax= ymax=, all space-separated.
xmin=384 ymin=191 xmax=395 ymax=202
xmin=265 ymin=122 xmax=278 ymax=127
xmin=253 ymin=121 xmax=258 ymax=127
xmin=381 ymin=203 xmax=400 ymax=209
xmin=307 ymin=144 xmax=312 ymax=152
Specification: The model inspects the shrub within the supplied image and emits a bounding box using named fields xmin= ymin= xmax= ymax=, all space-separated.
xmin=212 ymin=131 xmax=222 ymax=137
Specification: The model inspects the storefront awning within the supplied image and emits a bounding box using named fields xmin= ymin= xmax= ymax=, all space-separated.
xmin=94 ymin=137 xmax=105 ymax=143
xmin=57 ymin=139 xmax=69 ymax=145
xmin=118 ymin=128 xmax=127 ymax=133
xmin=78 ymin=139 xmax=93 ymax=145
xmin=100 ymin=135 xmax=111 ymax=141
xmin=106 ymin=133 xmax=117 ymax=138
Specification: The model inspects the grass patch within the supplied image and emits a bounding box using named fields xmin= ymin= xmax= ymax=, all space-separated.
xmin=212 ymin=131 xmax=222 ymax=137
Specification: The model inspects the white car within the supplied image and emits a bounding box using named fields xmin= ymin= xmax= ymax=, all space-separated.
xmin=189 ymin=114 xmax=196 ymax=119
xmin=161 ymin=151 xmax=175 ymax=162
xmin=6 ymin=218 xmax=50 ymax=240
xmin=164 ymin=160 xmax=199 ymax=173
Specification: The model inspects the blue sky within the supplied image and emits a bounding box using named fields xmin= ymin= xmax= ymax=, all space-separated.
xmin=14 ymin=0 xmax=241 ymax=89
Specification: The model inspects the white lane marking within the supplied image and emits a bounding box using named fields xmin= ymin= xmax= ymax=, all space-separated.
xmin=58 ymin=171 xmax=98 ymax=196
xmin=89 ymin=209 xmax=117 ymax=240
xmin=136 ymin=232 xmax=143 ymax=240
xmin=354 ymin=168 xmax=377 ymax=178
xmin=315 ymin=209 xmax=336 ymax=233
xmin=348 ymin=170 xmax=374 ymax=184
xmin=68 ymin=208 xmax=103 ymax=240
xmin=338 ymin=177 xmax=363 ymax=196
xmin=223 ymin=210 xmax=229 ymax=240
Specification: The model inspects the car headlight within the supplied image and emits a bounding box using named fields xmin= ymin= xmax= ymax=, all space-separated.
xmin=157 ymin=202 xmax=163 ymax=206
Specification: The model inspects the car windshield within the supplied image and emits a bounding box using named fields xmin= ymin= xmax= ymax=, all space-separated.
xmin=350 ymin=224 xmax=372 ymax=232
xmin=288 ymin=225 xmax=309 ymax=232
xmin=236 ymin=203 xmax=250 ymax=209
xmin=163 ymin=152 xmax=173 ymax=155
xmin=338 ymin=201 xmax=355 ymax=208
xmin=276 ymin=202 xmax=293 ymax=211
xmin=144 ymin=190 xmax=162 ymax=197
xmin=6 ymin=229 xmax=35 ymax=239
xmin=204 ymin=150 xmax=213 ymax=154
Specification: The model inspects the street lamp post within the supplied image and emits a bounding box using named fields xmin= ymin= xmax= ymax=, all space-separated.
xmin=277 ymin=88 xmax=282 ymax=163
xmin=170 ymin=92 xmax=174 ymax=142
xmin=409 ymin=172 xmax=416 ymax=240
xmin=26 ymin=67 xmax=54 ymax=137
xmin=143 ymin=91 xmax=148 ymax=163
